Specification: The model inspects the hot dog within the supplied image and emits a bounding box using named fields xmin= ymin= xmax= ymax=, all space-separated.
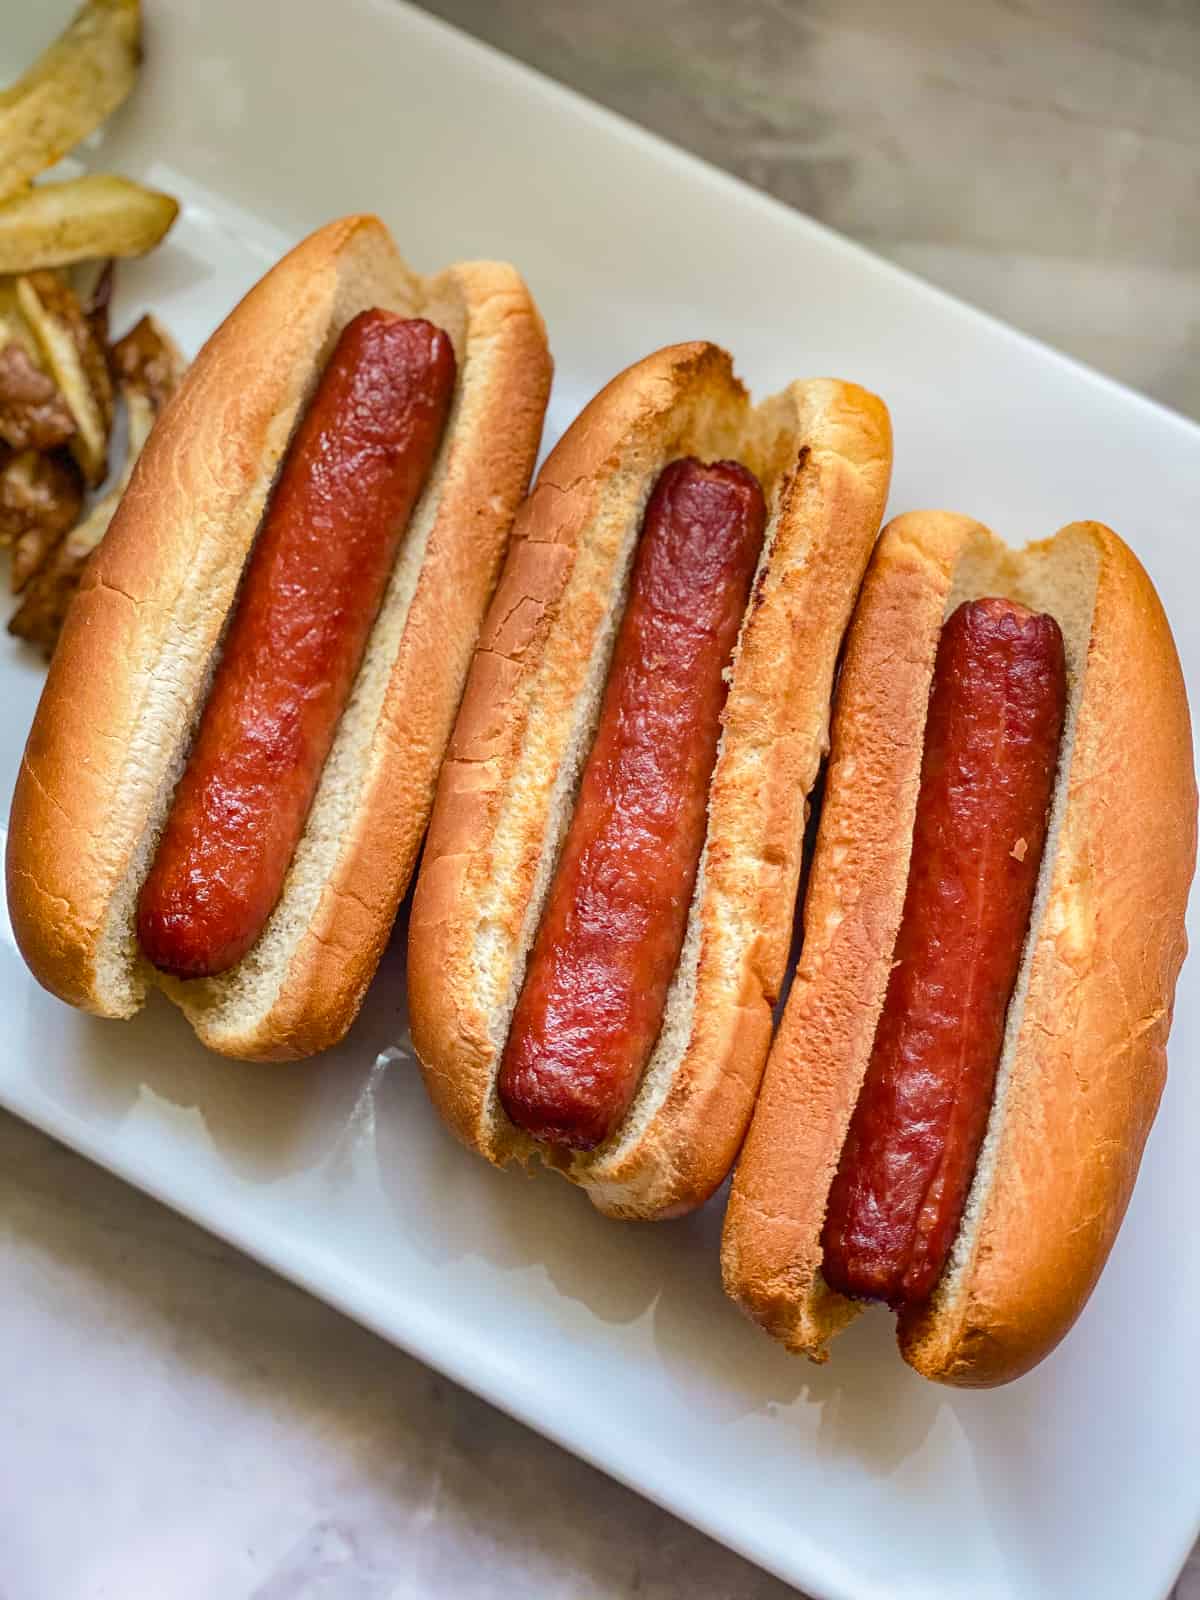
xmin=138 ymin=312 xmax=456 ymax=979
xmin=7 ymin=216 xmax=551 ymax=1059
xmin=409 ymin=343 xmax=892 ymax=1218
xmin=820 ymin=597 xmax=1067 ymax=1307
xmin=498 ymin=458 xmax=767 ymax=1150
xmin=723 ymin=512 xmax=1196 ymax=1384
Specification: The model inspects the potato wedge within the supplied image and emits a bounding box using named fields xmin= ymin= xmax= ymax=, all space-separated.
xmin=71 ymin=257 xmax=114 ymax=350
xmin=0 ymin=0 xmax=141 ymax=203
xmin=0 ymin=448 xmax=84 ymax=589
xmin=0 ymin=176 xmax=176 ymax=272
xmin=16 ymin=269 xmax=113 ymax=484
xmin=10 ymin=313 xmax=182 ymax=654
xmin=9 ymin=388 xmax=146 ymax=652
xmin=109 ymin=310 xmax=184 ymax=412
xmin=0 ymin=277 xmax=42 ymax=362
xmin=0 ymin=341 xmax=76 ymax=453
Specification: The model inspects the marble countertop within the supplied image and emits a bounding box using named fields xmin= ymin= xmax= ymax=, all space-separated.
xmin=416 ymin=0 xmax=1200 ymax=425
xmin=4 ymin=3 xmax=1198 ymax=1596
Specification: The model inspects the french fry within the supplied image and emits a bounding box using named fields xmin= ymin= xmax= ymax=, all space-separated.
xmin=0 ymin=0 xmax=141 ymax=204
xmin=0 ymin=448 xmax=84 ymax=590
xmin=9 ymin=387 xmax=146 ymax=652
xmin=16 ymin=269 xmax=113 ymax=485
xmin=0 ymin=340 xmax=76 ymax=453
xmin=10 ymin=313 xmax=182 ymax=654
xmin=0 ymin=1 xmax=183 ymax=655
xmin=109 ymin=311 xmax=184 ymax=412
xmin=0 ymin=277 xmax=43 ymax=363
xmin=73 ymin=256 xmax=114 ymax=350
xmin=0 ymin=176 xmax=177 ymax=272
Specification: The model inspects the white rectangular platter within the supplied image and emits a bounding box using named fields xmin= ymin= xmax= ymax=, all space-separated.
xmin=2 ymin=4 xmax=1198 ymax=1597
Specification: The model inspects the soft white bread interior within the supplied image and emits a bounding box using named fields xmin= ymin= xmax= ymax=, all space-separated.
xmin=7 ymin=214 xmax=552 ymax=1059
xmin=721 ymin=512 xmax=1196 ymax=1385
xmin=408 ymin=342 xmax=892 ymax=1218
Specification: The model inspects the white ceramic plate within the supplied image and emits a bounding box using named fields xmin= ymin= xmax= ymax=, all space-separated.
xmin=2 ymin=5 xmax=1198 ymax=1597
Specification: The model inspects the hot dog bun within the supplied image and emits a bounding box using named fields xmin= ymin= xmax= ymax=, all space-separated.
xmin=7 ymin=215 xmax=552 ymax=1059
xmin=722 ymin=512 xmax=1196 ymax=1384
xmin=409 ymin=343 xmax=892 ymax=1218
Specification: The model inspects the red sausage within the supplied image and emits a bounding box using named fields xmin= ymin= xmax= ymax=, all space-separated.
xmin=821 ymin=597 xmax=1066 ymax=1307
xmin=498 ymin=458 xmax=767 ymax=1150
xmin=137 ymin=311 xmax=456 ymax=978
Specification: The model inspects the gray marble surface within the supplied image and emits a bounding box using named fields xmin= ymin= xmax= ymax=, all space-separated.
xmin=420 ymin=0 xmax=1200 ymax=422
xmin=4 ymin=4 xmax=1198 ymax=1597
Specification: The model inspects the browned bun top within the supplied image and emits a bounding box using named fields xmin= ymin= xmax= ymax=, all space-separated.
xmin=722 ymin=511 xmax=1196 ymax=1384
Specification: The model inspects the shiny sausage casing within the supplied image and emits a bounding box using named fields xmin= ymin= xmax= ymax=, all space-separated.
xmin=821 ymin=597 xmax=1067 ymax=1308
xmin=497 ymin=458 xmax=767 ymax=1151
xmin=137 ymin=311 xmax=456 ymax=979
